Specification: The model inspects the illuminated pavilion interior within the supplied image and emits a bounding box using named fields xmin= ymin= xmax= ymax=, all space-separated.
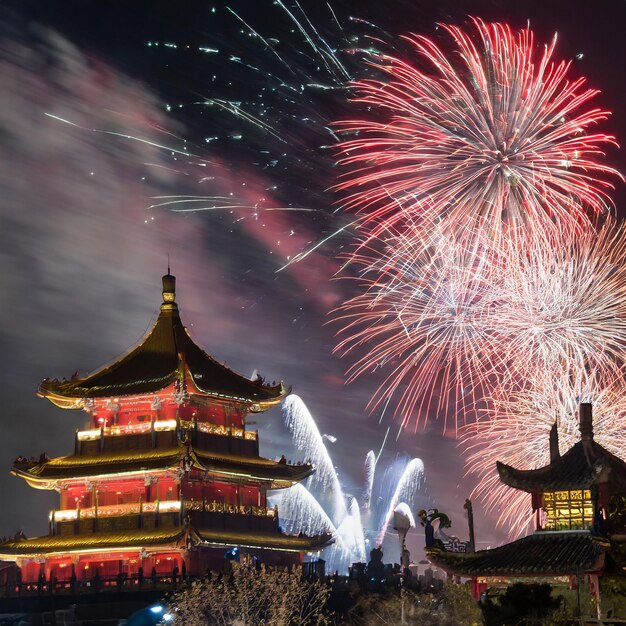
xmin=1 ymin=273 xmax=331 ymax=585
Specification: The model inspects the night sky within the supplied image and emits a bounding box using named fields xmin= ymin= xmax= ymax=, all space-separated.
xmin=1 ymin=0 xmax=625 ymax=558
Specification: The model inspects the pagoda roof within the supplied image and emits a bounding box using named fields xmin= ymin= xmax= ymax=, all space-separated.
xmin=427 ymin=531 xmax=606 ymax=578
xmin=191 ymin=449 xmax=314 ymax=485
xmin=38 ymin=274 xmax=287 ymax=410
xmin=193 ymin=528 xmax=333 ymax=553
xmin=0 ymin=527 xmax=185 ymax=557
xmin=0 ymin=526 xmax=332 ymax=559
xmin=497 ymin=440 xmax=626 ymax=493
xmin=12 ymin=445 xmax=313 ymax=489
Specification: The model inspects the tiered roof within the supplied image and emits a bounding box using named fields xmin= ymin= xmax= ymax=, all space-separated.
xmin=38 ymin=274 xmax=287 ymax=410
xmin=13 ymin=445 xmax=313 ymax=488
xmin=0 ymin=527 xmax=186 ymax=558
xmin=0 ymin=527 xmax=333 ymax=559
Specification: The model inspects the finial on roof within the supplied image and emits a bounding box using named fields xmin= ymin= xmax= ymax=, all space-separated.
xmin=161 ymin=270 xmax=176 ymax=309
xmin=549 ymin=422 xmax=560 ymax=463
xmin=167 ymin=253 xmax=171 ymax=276
xmin=580 ymin=402 xmax=594 ymax=441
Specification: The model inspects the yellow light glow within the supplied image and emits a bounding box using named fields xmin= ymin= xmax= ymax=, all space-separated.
xmin=543 ymin=489 xmax=593 ymax=531
xmin=53 ymin=510 xmax=78 ymax=522
xmin=157 ymin=500 xmax=182 ymax=512
xmin=77 ymin=429 xmax=101 ymax=442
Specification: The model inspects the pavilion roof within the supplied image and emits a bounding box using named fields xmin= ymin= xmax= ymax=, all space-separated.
xmin=38 ymin=274 xmax=287 ymax=410
xmin=428 ymin=531 xmax=606 ymax=578
xmin=12 ymin=445 xmax=313 ymax=488
xmin=0 ymin=526 xmax=332 ymax=559
xmin=497 ymin=440 xmax=626 ymax=493
xmin=0 ymin=527 xmax=185 ymax=557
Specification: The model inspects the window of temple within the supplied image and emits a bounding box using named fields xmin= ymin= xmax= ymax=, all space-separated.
xmin=156 ymin=480 xmax=179 ymax=501
xmin=61 ymin=487 xmax=93 ymax=509
xmin=240 ymin=486 xmax=259 ymax=507
xmin=205 ymin=481 xmax=237 ymax=505
xmin=96 ymin=480 xmax=145 ymax=507
xmin=152 ymin=553 xmax=182 ymax=575
xmin=47 ymin=560 xmax=72 ymax=582
xmin=190 ymin=404 xmax=228 ymax=425
xmin=20 ymin=561 xmax=42 ymax=583
xmin=91 ymin=559 xmax=122 ymax=579
xmin=542 ymin=489 xmax=593 ymax=530
xmin=80 ymin=562 xmax=92 ymax=581
xmin=182 ymin=479 xmax=203 ymax=501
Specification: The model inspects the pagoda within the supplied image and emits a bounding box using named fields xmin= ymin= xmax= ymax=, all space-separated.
xmin=0 ymin=273 xmax=331 ymax=586
xmin=428 ymin=403 xmax=626 ymax=612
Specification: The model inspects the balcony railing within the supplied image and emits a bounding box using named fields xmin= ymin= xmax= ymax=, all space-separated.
xmin=0 ymin=573 xmax=191 ymax=598
xmin=186 ymin=500 xmax=277 ymax=517
xmin=194 ymin=421 xmax=257 ymax=441
xmin=76 ymin=420 xmax=257 ymax=442
xmin=52 ymin=500 xmax=181 ymax=522
xmin=52 ymin=500 xmax=276 ymax=522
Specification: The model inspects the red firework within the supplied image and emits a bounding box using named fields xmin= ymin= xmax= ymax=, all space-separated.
xmin=335 ymin=18 xmax=621 ymax=243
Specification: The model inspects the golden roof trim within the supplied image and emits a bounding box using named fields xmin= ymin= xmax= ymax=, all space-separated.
xmin=13 ymin=445 xmax=312 ymax=488
xmin=0 ymin=527 xmax=185 ymax=557
xmin=193 ymin=528 xmax=333 ymax=552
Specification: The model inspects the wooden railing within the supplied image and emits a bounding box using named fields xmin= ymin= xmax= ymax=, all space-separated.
xmin=186 ymin=500 xmax=277 ymax=517
xmin=53 ymin=500 xmax=276 ymax=522
xmin=0 ymin=573 xmax=191 ymax=598
xmin=76 ymin=420 xmax=258 ymax=442
xmin=52 ymin=500 xmax=182 ymax=522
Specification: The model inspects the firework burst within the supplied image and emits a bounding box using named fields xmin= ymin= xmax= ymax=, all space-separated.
xmin=335 ymin=18 xmax=621 ymax=244
xmin=334 ymin=218 xmax=626 ymax=431
xmin=334 ymin=221 xmax=501 ymax=431
xmin=489 ymin=222 xmax=626 ymax=382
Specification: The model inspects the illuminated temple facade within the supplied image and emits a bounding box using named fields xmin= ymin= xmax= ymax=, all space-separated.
xmin=429 ymin=403 xmax=626 ymax=608
xmin=1 ymin=273 xmax=330 ymax=584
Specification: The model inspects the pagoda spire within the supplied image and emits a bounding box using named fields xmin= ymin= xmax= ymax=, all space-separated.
xmin=549 ymin=422 xmax=560 ymax=463
xmin=161 ymin=270 xmax=177 ymax=312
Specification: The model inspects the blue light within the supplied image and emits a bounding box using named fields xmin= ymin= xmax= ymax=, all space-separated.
xmin=149 ymin=605 xmax=164 ymax=614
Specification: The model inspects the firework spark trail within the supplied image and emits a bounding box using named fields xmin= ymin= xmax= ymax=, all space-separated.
xmin=225 ymin=6 xmax=299 ymax=78
xmin=142 ymin=3 xmax=399 ymax=280
xmin=334 ymin=18 xmax=621 ymax=246
xmin=276 ymin=215 xmax=364 ymax=272
xmin=275 ymin=0 xmax=351 ymax=83
xmin=148 ymin=196 xmax=320 ymax=213
xmin=334 ymin=220 xmax=502 ymax=430
xmin=44 ymin=112 xmax=197 ymax=158
xmin=461 ymin=366 xmax=626 ymax=537
xmin=198 ymin=98 xmax=287 ymax=142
